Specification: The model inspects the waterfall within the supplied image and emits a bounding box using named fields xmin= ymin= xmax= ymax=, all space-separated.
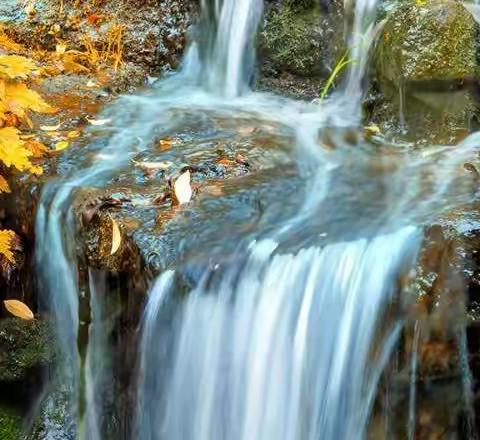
xmin=201 ymin=0 xmax=263 ymax=97
xmin=138 ymin=228 xmax=420 ymax=440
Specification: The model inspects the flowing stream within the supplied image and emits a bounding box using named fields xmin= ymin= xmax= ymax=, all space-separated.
xmin=33 ymin=0 xmax=479 ymax=438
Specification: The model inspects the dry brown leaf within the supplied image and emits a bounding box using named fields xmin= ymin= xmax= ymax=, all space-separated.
xmin=0 ymin=55 xmax=36 ymax=79
xmin=3 ymin=299 xmax=34 ymax=320
xmin=173 ymin=170 xmax=192 ymax=205
xmin=0 ymin=174 xmax=10 ymax=193
xmin=110 ymin=218 xmax=121 ymax=255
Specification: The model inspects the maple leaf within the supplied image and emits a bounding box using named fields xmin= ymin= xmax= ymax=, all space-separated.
xmin=2 ymin=81 xmax=55 ymax=120
xmin=24 ymin=139 xmax=49 ymax=158
xmin=0 ymin=174 xmax=10 ymax=193
xmin=0 ymin=55 xmax=36 ymax=79
xmin=0 ymin=127 xmax=42 ymax=174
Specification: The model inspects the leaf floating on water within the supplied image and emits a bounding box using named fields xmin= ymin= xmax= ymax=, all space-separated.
xmin=40 ymin=123 xmax=62 ymax=131
xmin=134 ymin=160 xmax=171 ymax=171
xmin=87 ymin=118 xmax=111 ymax=126
xmin=159 ymin=139 xmax=172 ymax=150
xmin=67 ymin=130 xmax=80 ymax=139
xmin=3 ymin=299 xmax=34 ymax=320
xmin=54 ymin=140 xmax=69 ymax=151
xmin=110 ymin=218 xmax=121 ymax=255
xmin=173 ymin=170 xmax=192 ymax=205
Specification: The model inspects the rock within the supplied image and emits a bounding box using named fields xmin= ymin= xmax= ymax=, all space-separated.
xmin=377 ymin=0 xmax=477 ymax=85
xmin=258 ymin=0 xmax=343 ymax=99
xmin=0 ymin=318 xmax=55 ymax=383
xmin=373 ymin=0 xmax=479 ymax=144
xmin=0 ymin=405 xmax=21 ymax=440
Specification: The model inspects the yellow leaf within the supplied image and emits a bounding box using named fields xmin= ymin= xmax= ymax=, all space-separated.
xmin=3 ymin=299 xmax=34 ymax=320
xmin=3 ymin=82 xmax=55 ymax=120
xmin=0 ymin=127 xmax=41 ymax=174
xmin=54 ymin=140 xmax=69 ymax=151
xmin=110 ymin=218 xmax=121 ymax=255
xmin=173 ymin=170 xmax=192 ymax=205
xmin=67 ymin=130 xmax=80 ymax=139
xmin=0 ymin=55 xmax=36 ymax=79
xmin=0 ymin=27 xmax=24 ymax=52
xmin=0 ymin=174 xmax=10 ymax=193
xmin=56 ymin=43 xmax=67 ymax=55
xmin=0 ymin=229 xmax=15 ymax=263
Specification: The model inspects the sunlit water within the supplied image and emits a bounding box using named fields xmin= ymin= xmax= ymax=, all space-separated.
xmin=33 ymin=0 xmax=479 ymax=438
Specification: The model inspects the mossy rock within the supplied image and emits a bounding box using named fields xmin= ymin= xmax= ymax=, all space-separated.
xmin=0 ymin=405 xmax=21 ymax=440
xmin=376 ymin=0 xmax=477 ymax=86
xmin=0 ymin=318 xmax=55 ymax=382
xmin=260 ymin=1 xmax=344 ymax=78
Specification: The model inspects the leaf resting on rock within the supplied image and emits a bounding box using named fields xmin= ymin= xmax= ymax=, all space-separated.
xmin=110 ymin=218 xmax=121 ymax=255
xmin=3 ymin=299 xmax=34 ymax=320
xmin=173 ymin=170 xmax=192 ymax=205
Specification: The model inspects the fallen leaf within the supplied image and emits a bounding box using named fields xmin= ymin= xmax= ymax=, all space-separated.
xmin=0 ymin=127 xmax=42 ymax=174
xmin=159 ymin=139 xmax=172 ymax=150
xmin=25 ymin=139 xmax=48 ymax=157
xmin=173 ymin=170 xmax=192 ymax=205
xmin=0 ymin=174 xmax=10 ymax=193
xmin=110 ymin=218 xmax=121 ymax=255
xmin=217 ymin=157 xmax=235 ymax=167
xmin=67 ymin=130 xmax=80 ymax=139
xmin=40 ymin=123 xmax=62 ymax=131
xmin=134 ymin=160 xmax=171 ymax=170
xmin=87 ymin=117 xmax=111 ymax=126
xmin=3 ymin=82 xmax=56 ymax=120
xmin=54 ymin=140 xmax=69 ymax=151
xmin=364 ymin=124 xmax=381 ymax=137
xmin=55 ymin=43 xmax=67 ymax=55
xmin=3 ymin=299 xmax=34 ymax=320
xmin=86 ymin=80 xmax=97 ymax=88
xmin=0 ymin=55 xmax=36 ymax=79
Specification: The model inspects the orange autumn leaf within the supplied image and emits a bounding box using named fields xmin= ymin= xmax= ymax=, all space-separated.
xmin=0 ymin=229 xmax=16 ymax=264
xmin=25 ymin=139 xmax=49 ymax=157
xmin=0 ymin=174 xmax=10 ymax=193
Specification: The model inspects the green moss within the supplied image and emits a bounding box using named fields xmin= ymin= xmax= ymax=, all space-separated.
xmin=0 ymin=405 xmax=21 ymax=440
xmin=377 ymin=0 xmax=477 ymax=83
xmin=0 ymin=318 xmax=55 ymax=382
xmin=260 ymin=4 xmax=323 ymax=76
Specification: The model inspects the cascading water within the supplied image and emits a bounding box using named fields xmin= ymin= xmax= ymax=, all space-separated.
xmin=138 ymin=228 xmax=420 ymax=440
xmin=33 ymin=0 xmax=479 ymax=439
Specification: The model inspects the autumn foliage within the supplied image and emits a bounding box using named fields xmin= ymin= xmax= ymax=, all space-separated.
xmin=0 ymin=33 xmax=55 ymax=275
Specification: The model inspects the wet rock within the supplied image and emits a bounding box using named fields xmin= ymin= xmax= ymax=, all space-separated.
xmin=258 ymin=0 xmax=343 ymax=99
xmin=2 ymin=0 xmax=193 ymax=90
xmin=373 ymin=0 xmax=479 ymax=144
xmin=0 ymin=405 xmax=21 ymax=440
xmin=0 ymin=318 xmax=55 ymax=383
